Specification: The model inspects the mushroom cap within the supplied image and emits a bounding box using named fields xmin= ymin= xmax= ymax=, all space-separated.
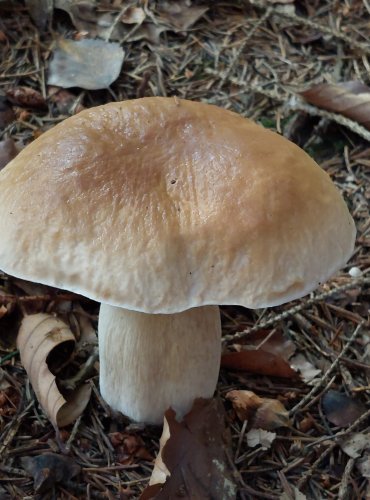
xmin=0 ymin=98 xmax=355 ymax=313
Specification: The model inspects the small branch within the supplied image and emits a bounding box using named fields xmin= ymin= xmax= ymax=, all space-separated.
xmin=222 ymin=277 xmax=370 ymax=344
xmin=337 ymin=458 xmax=355 ymax=500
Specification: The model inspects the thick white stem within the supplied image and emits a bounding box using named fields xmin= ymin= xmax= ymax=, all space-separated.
xmin=98 ymin=304 xmax=222 ymax=424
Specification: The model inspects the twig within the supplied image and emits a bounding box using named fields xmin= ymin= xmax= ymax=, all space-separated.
xmin=337 ymin=458 xmax=355 ymax=500
xmin=59 ymin=348 xmax=99 ymax=391
xmin=222 ymin=277 xmax=370 ymax=344
xmin=289 ymin=322 xmax=364 ymax=415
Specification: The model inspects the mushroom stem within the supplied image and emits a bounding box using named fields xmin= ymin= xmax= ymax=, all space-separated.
xmin=98 ymin=304 xmax=222 ymax=424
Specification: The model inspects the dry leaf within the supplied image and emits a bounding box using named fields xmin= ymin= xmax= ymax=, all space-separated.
xmin=300 ymin=81 xmax=370 ymax=130
xmin=48 ymin=39 xmax=125 ymax=90
xmin=290 ymin=354 xmax=321 ymax=385
xmin=0 ymin=96 xmax=15 ymax=129
xmin=17 ymin=313 xmax=91 ymax=427
xmin=6 ymin=86 xmax=47 ymax=108
xmin=141 ymin=398 xmax=237 ymax=500
xmin=21 ymin=453 xmax=80 ymax=493
xmin=322 ymin=390 xmax=366 ymax=427
xmin=226 ymin=390 xmax=290 ymax=430
xmin=339 ymin=433 xmax=370 ymax=459
xmin=109 ymin=432 xmax=153 ymax=464
xmin=0 ymin=138 xmax=18 ymax=171
xmin=222 ymin=330 xmax=298 ymax=379
xmin=246 ymin=428 xmax=276 ymax=450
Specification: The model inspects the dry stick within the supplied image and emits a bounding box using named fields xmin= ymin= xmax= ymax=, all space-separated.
xmin=337 ymin=458 xmax=355 ymax=500
xmin=222 ymin=277 xmax=370 ymax=344
xmin=249 ymin=0 xmax=370 ymax=57
xmin=297 ymin=406 xmax=370 ymax=489
xmin=289 ymin=322 xmax=364 ymax=415
xmin=217 ymin=7 xmax=273 ymax=89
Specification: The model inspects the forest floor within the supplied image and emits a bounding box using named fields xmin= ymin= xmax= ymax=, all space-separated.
xmin=0 ymin=1 xmax=369 ymax=499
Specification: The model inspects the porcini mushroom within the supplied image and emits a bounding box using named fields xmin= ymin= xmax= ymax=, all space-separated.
xmin=0 ymin=98 xmax=355 ymax=424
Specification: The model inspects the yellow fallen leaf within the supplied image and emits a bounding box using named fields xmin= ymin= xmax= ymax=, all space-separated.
xmin=17 ymin=313 xmax=91 ymax=427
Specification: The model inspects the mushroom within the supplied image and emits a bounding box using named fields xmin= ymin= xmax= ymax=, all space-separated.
xmin=0 ymin=98 xmax=355 ymax=424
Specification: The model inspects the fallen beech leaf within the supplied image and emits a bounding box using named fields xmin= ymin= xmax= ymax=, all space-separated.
xmin=300 ymin=81 xmax=370 ymax=130
xmin=246 ymin=428 xmax=276 ymax=450
xmin=322 ymin=390 xmax=366 ymax=427
xmin=339 ymin=433 xmax=370 ymax=459
xmin=6 ymin=86 xmax=47 ymax=109
xmin=48 ymin=39 xmax=125 ymax=90
xmin=17 ymin=313 xmax=91 ymax=427
xmin=222 ymin=330 xmax=298 ymax=378
xmin=0 ymin=96 xmax=15 ymax=129
xmin=0 ymin=138 xmax=18 ymax=171
xmin=141 ymin=398 xmax=236 ymax=500
xmin=221 ymin=349 xmax=297 ymax=378
xmin=21 ymin=453 xmax=80 ymax=493
xmin=226 ymin=390 xmax=290 ymax=430
xmin=158 ymin=1 xmax=208 ymax=31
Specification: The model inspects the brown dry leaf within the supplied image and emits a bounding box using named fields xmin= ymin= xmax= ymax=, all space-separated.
xmin=17 ymin=313 xmax=91 ymax=427
xmin=158 ymin=1 xmax=208 ymax=31
xmin=140 ymin=398 xmax=236 ymax=500
xmin=109 ymin=432 xmax=153 ymax=464
xmin=322 ymin=390 xmax=367 ymax=427
xmin=6 ymin=86 xmax=47 ymax=109
xmin=226 ymin=390 xmax=290 ymax=430
xmin=21 ymin=453 xmax=80 ymax=493
xmin=0 ymin=304 xmax=7 ymax=319
xmin=300 ymin=81 xmax=370 ymax=130
xmin=48 ymin=39 xmax=125 ymax=90
xmin=0 ymin=96 xmax=15 ymax=129
xmin=221 ymin=330 xmax=298 ymax=379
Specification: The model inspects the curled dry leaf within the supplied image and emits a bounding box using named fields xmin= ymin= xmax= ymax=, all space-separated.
xmin=48 ymin=39 xmax=125 ymax=90
xmin=300 ymin=81 xmax=370 ymax=130
xmin=322 ymin=390 xmax=366 ymax=427
xmin=221 ymin=330 xmax=298 ymax=379
xmin=17 ymin=313 xmax=91 ymax=427
xmin=141 ymin=398 xmax=236 ymax=500
xmin=21 ymin=452 xmax=80 ymax=493
xmin=6 ymin=86 xmax=47 ymax=109
xmin=226 ymin=390 xmax=290 ymax=430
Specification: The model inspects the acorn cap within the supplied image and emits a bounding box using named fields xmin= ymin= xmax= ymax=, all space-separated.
xmin=0 ymin=97 xmax=355 ymax=313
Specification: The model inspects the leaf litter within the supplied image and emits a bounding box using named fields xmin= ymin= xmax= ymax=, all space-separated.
xmin=1 ymin=0 xmax=370 ymax=498
xmin=17 ymin=313 xmax=91 ymax=427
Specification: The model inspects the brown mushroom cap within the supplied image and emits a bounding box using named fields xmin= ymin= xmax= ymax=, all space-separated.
xmin=0 ymin=97 xmax=355 ymax=313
